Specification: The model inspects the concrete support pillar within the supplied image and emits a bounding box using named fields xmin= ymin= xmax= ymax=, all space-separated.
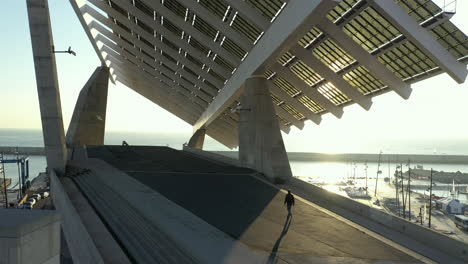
xmin=188 ymin=129 xmax=206 ymax=149
xmin=66 ymin=66 xmax=110 ymax=149
xmin=27 ymin=0 xmax=67 ymax=174
xmin=239 ymin=76 xmax=292 ymax=181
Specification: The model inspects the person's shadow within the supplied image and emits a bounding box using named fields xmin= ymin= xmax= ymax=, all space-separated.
xmin=267 ymin=213 xmax=293 ymax=263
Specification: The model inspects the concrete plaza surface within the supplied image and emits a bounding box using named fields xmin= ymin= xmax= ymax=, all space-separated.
xmin=79 ymin=146 xmax=426 ymax=263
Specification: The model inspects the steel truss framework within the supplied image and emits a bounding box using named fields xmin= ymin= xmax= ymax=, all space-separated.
xmin=71 ymin=0 xmax=468 ymax=148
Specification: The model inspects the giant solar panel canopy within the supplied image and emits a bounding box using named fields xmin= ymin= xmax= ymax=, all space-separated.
xmin=71 ymin=0 xmax=468 ymax=148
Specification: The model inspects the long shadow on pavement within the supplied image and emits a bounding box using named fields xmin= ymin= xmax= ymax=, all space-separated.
xmin=267 ymin=214 xmax=293 ymax=264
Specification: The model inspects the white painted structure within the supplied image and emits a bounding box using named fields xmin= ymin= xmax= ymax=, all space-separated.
xmin=67 ymin=0 xmax=467 ymax=150
xmin=27 ymin=0 xmax=468 ymax=177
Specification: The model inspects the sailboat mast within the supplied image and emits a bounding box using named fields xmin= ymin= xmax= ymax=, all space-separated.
xmin=365 ymin=161 xmax=368 ymax=191
xmin=395 ymin=165 xmax=400 ymax=216
xmin=429 ymin=169 xmax=433 ymax=228
xmin=401 ymin=162 xmax=406 ymax=219
xmin=408 ymin=160 xmax=411 ymax=221
xmin=374 ymin=151 xmax=382 ymax=197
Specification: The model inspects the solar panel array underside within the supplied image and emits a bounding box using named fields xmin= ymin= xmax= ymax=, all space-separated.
xmin=77 ymin=0 xmax=468 ymax=148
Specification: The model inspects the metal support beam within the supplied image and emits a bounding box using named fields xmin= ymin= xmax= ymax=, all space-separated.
xmin=69 ymin=0 xmax=105 ymax=65
xmin=98 ymin=37 xmax=214 ymax=104
xmin=86 ymin=9 xmax=218 ymax=99
xmin=174 ymin=0 xmax=253 ymax=51
xmin=109 ymin=58 xmax=205 ymax=116
xmin=370 ymin=0 xmax=467 ymax=83
xmin=270 ymin=63 xmax=344 ymax=118
xmin=27 ymin=0 xmax=67 ymax=174
xmin=110 ymin=62 xmax=205 ymax=117
xmin=317 ymin=18 xmax=412 ymax=99
xmin=133 ymin=0 xmax=242 ymax=65
xmin=269 ymin=84 xmax=321 ymax=125
xmin=94 ymin=28 xmax=215 ymax=102
xmin=194 ymin=0 xmax=340 ymax=131
xmin=291 ymin=44 xmax=372 ymax=110
xmin=83 ymin=4 xmax=224 ymax=88
xmin=90 ymin=0 xmax=232 ymax=79
xmin=224 ymin=0 xmax=270 ymax=30
xmin=274 ymin=104 xmax=305 ymax=129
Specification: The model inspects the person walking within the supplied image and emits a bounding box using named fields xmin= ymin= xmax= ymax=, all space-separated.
xmin=284 ymin=190 xmax=295 ymax=215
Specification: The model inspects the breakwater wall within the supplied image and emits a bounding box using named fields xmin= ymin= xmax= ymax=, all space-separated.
xmin=0 ymin=147 xmax=45 ymax=155
xmin=3 ymin=146 xmax=468 ymax=164
xmin=213 ymin=151 xmax=468 ymax=164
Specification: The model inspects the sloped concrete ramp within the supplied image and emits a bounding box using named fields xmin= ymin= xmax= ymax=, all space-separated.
xmin=77 ymin=146 xmax=424 ymax=263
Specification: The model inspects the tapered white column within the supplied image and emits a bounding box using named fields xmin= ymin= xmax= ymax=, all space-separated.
xmin=188 ymin=129 xmax=206 ymax=149
xmin=27 ymin=0 xmax=67 ymax=174
xmin=239 ymin=76 xmax=292 ymax=181
xmin=66 ymin=66 xmax=109 ymax=149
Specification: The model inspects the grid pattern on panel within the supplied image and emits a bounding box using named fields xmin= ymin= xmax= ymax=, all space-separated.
xmin=298 ymin=27 xmax=323 ymax=48
xmin=90 ymin=0 xmax=468 ymax=142
xmin=271 ymin=91 xmax=304 ymax=121
xmin=312 ymin=39 xmax=356 ymax=72
xmin=231 ymin=14 xmax=263 ymax=43
xmin=214 ymin=55 xmax=236 ymax=73
xmin=164 ymin=0 xmax=186 ymax=18
xmin=298 ymin=96 xmax=325 ymax=114
xmin=192 ymin=16 xmax=218 ymax=40
xmin=378 ymin=41 xmax=437 ymax=80
xmin=208 ymin=69 xmax=227 ymax=83
xmin=327 ymin=0 xmax=361 ymax=22
xmin=396 ymin=0 xmax=442 ymax=23
xmin=271 ymin=93 xmax=282 ymax=105
xmin=317 ymin=82 xmax=350 ymax=106
xmin=273 ymin=77 xmax=301 ymax=97
xmin=134 ymin=0 xmax=154 ymax=18
xmin=162 ymin=19 xmax=184 ymax=37
xmin=431 ymin=21 xmax=468 ymax=60
xmin=277 ymin=52 xmax=295 ymax=66
xmin=264 ymin=69 xmax=276 ymax=80
xmin=289 ymin=61 xmax=323 ymax=86
xmin=188 ymin=37 xmax=211 ymax=56
xmin=198 ymin=0 xmax=228 ymax=19
xmin=203 ymin=80 xmax=219 ymax=92
xmin=221 ymin=38 xmax=247 ymax=60
xmin=343 ymin=66 xmax=385 ymax=94
xmin=396 ymin=0 xmax=468 ymax=61
xmin=107 ymin=0 xmax=268 ymax=96
xmin=342 ymin=7 xmax=401 ymax=53
xmin=105 ymin=1 xmax=222 ymax=101
xmin=199 ymin=0 xmax=262 ymax=43
xmin=246 ymin=0 xmax=286 ymax=21
xmin=281 ymin=103 xmax=305 ymax=120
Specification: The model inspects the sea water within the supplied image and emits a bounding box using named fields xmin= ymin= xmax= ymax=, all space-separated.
xmin=2 ymin=129 xmax=468 ymax=202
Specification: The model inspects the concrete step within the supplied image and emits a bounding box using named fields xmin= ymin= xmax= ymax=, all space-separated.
xmin=73 ymin=175 xmax=158 ymax=263
xmin=80 ymin=173 xmax=186 ymax=263
xmin=73 ymin=172 xmax=198 ymax=263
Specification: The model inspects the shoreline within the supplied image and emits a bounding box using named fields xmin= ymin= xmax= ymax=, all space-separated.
xmin=214 ymin=151 xmax=468 ymax=164
xmin=3 ymin=146 xmax=468 ymax=164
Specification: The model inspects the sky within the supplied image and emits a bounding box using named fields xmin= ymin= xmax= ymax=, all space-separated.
xmin=1 ymin=0 xmax=468 ymax=153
